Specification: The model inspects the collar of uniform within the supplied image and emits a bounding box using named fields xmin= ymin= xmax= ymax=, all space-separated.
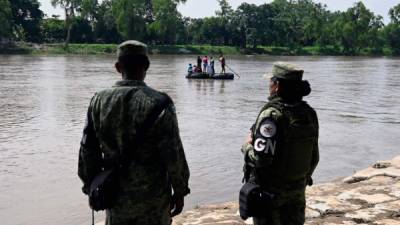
xmin=114 ymin=79 xmax=147 ymax=87
xmin=268 ymin=95 xmax=305 ymax=107
xmin=268 ymin=95 xmax=283 ymax=103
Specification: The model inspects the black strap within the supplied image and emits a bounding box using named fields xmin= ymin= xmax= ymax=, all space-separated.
xmin=119 ymin=93 xmax=172 ymax=171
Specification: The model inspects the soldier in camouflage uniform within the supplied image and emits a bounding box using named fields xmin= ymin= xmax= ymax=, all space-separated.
xmin=78 ymin=40 xmax=190 ymax=225
xmin=241 ymin=62 xmax=319 ymax=225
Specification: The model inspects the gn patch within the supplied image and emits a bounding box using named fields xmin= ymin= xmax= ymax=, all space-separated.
xmin=253 ymin=119 xmax=277 ymax=155
xmin=260 ymin=119 xmax=277 ymax=138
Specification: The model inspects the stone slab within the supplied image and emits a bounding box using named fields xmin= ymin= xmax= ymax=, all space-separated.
xmin=345 ymin=208 xmax=386 ymax=223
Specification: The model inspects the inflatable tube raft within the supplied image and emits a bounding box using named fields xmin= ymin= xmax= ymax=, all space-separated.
xmin=186 ymin=72 xmax=234 ymax=80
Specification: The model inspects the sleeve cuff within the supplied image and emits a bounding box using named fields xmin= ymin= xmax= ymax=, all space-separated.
xmin=82 ymin=185 xmax=89 ymax=195
xmin=241 ymin=143 xmax=254 ymax=154
xmin=173 ymin=186 xmax=190 ymax=197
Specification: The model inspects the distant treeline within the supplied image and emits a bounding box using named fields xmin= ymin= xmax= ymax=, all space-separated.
xmin=1 ymin=0 xmax=400 ymax=55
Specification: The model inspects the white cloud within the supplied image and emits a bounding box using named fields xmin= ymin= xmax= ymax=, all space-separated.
xmin=39 ymin=0 xmax=64 ymax=18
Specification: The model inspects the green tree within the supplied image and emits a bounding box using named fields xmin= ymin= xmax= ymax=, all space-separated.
xmin=186 ymin=18 xmax=205 ymax=44
xmin=93 ymin=0 xmax=121 ymax=43
xmin=80 ymin=0 xmax=98 ymax=22
xmin=255 ymin=3 xmax=279 ymax=46
xmin=10 ymin=0 xmax=44 ymax=42
xmin=298 ymin=1 xmax=327 ymax=46
xmin=389 ymin=3 xmax=400 ymax=23
xmin=70 ymin=16 xmax=93 ymax=43
xmin=112 ymin=0 xmax=186 ymax=43
xmin=384 ymin=23 xmax=400 ymax=55
xmin=232 ymin=3 xmax=260 ymax=48
xmin=148 ymin=0 xmax=185 ymax=44
xmin=215 ymin=0 xmax=233 ymax=45
xmin=199 ymin=16 xmax=224 ymax=45
xmin=367 ymin=15 xmax=384 ymax=54
xmin=270 ymin=0 xmax=297 ymax=47
xmin=333 ymin=2 xmax=380 ymax=54
xmin=175 ymin=16 xmax=190 ymax=44
xmin=385 ymin=3 xmax=400 ymax=55
xmin=317 ymin=10 xmax=340 ymax=48
xmin=41 ymin=17 xmax=65 ymax=42
xmin=112 ymin=0 xmax=147 ymax=40
xmin=0 ymin=0 xmax=12 ymax=41
xmin=268 ymin=0 xmax=328 ymax=48
xmin=51 ymin=0 xmax=81 ymax=47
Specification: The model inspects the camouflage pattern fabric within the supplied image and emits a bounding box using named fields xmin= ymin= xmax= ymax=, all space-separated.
xmin=78 ymin=79 xmax=190 ymax=225
xmin=241 ymin=96 xmax=319 ymax=225
xmin=263 ymin=62 xmax=304 ymax=81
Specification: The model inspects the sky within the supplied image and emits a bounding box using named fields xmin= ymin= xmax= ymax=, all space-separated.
xmin=39 ymin=0 xmax=398 ymax=24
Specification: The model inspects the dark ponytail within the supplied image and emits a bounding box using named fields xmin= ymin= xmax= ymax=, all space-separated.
xmin=300 ymin=80 xmax=311 ymax=97
xmin=274 ymin=78 xmax=312 ymax=101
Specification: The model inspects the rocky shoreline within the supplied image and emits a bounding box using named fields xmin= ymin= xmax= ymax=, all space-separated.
xmin=172 ymin=155 xmax=400 ymax=225
xmin=94 ymin=155 xmax=400 ymax=225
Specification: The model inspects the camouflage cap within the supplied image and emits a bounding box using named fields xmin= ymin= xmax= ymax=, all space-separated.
xmin=264 ymin=62 xmax=304 ymax=81
xmin=117 ymin=40 xmax=148 ymax=58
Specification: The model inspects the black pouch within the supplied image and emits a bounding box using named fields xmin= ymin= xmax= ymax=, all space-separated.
xmin=89 ymin=169 xmax=119 ymax=211
xmin=239 ymin=182 xmax=276 ymax=220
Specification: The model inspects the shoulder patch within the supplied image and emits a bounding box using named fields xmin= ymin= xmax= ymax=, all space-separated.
xmin=259 ymin=119 xmax=277 ymax=138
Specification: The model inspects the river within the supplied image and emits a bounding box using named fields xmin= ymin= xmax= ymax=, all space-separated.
xmin=0 ymin=55 xmax=399 ymax=225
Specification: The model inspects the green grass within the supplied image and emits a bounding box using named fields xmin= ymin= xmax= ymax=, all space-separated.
xmin=150 ymin=44 xmax=241 ymax=55
xmin=0 ymin=42 xmax=33 ymax=54
xmin=0 ymin=43 xmax=397 ymax=56
xmin=34 ymin=43 xmax=118 ymax=55
xmin=1 ymin=43 xmax=241 ymax=55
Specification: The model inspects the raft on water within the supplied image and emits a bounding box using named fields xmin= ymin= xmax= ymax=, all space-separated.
xmin=186 ymin=72 xmax=234 ymax=80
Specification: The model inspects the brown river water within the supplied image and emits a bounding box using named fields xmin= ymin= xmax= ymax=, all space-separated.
xmin=0 ymin=55 xmax=399 ymax=225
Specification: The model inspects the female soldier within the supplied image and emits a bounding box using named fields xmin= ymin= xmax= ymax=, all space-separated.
xmin=241 ymin=62 xmax=319 ymax=225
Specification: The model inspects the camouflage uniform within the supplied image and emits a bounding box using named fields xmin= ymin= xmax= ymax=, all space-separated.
xmin=241 ymin=62 xmax=319 ymax=225
xmin=78 ymin=41 xmax=190 ymax=225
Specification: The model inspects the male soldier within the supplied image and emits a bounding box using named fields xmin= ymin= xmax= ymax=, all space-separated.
xmin=241 ymin=62 xmax=319 ymax=225
xmin=78 ymin=40 xmax=190 ymax=225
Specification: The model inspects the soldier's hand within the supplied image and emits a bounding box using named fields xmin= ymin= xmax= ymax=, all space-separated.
xmin=245 ymin=132 xmax=253 ymax=144
xmin=170 ymin=195 xmax=184 ymax=217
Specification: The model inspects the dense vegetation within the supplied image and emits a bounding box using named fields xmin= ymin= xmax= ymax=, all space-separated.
xmin=1 ymin=0 xmax=400 ymax=55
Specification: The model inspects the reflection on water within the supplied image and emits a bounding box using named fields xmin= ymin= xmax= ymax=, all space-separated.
xmin=0 ymin=55 xmax=399 ymax=225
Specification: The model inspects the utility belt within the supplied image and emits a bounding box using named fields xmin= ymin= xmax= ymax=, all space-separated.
xmin=243 ymin=161 xmax=307 ymax=191
xmin=239 ymin=161 xmax=307 ymax=220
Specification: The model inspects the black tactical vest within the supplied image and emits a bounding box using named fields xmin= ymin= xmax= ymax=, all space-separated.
xmin=250 ymin=97 xmax=319 ymax=190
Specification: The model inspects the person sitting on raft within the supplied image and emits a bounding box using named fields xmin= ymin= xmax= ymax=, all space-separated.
xmin=188 ymin=63 xmax=193 ymax=75
xmin=193 ymin=65 xmax=200 ymax=73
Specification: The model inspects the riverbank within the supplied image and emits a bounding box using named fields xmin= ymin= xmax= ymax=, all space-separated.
xmin=93 ymin=155 xmax=400 ymax=225
xmin=171 ymin=155 xmax=400 ymax=225
xmin=0 ymin=43 xmax=395 ymax=56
